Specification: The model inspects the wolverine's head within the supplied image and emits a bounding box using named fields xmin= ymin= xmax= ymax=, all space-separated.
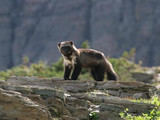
xmin=58 ymin=41 xmax=74 ymax=56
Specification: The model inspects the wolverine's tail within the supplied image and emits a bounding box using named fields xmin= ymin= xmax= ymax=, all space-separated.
xmin=106 ymin=70 xmax=118 ymax=81
xmin=105 ymin=60 xmax=118 ymax=81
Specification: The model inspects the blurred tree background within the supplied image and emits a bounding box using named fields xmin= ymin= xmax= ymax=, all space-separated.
xmin=0 ymin=0 xmax=160 ymax=83
xmin=0 ymin=0 xmax=160 ymax=71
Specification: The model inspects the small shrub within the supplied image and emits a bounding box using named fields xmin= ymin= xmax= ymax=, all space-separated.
xmin=109 ymin=57 xmax=138 ymax=81
xmin=81 ymin=40 xmax=90 ymax=49
xmin=122 ymin=48 xmax=136 ymax=62
xmin=0 ymin=58 xmax=64 ymax=80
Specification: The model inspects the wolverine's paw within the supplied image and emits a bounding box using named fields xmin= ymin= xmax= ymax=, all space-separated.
xmin=64 ymin=78 xmax=71 ymax=80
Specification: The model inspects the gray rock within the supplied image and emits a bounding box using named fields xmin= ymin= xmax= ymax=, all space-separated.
xmin=99 ymin=103 xmax=125 ymax=113
xmin=79 ymin=92 xmax=155 ymax=113
xmin=98 ymin=111 xmax=123 ymax=120
xmin=0 ymin=88 xmax=52 ymax=120
xmin=95 ymin=81 xmax=155 ymax=98
xmin=156 ymin=90 xmax=160 ymax=97
xmin=0 ymin=76 xmax=157 ymax=120
xmin=6 ymin=76 xmax=95 ymax=93
xmin=133 ymin=93 xmax=149 ymax=99
xmin=66 ymin=96 xmax=89 ymax=108
xmin=32 ymin=87 xmax=65 ymax=100
xmin=62 ymin=116 xmax=79 ymax=120
xmin=132 ymin=72 xmax=154 ymax=83
xmin=66 ymin=105 xmax=89 ymax=120
xmin=2 ymin=84 xmax=32 ymax=94
xmin=6 ymin=76 xmax=156 ymax=99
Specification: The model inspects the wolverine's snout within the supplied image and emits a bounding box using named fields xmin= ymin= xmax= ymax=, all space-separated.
xmin=61 ymin=46 xmax=72 ymax=55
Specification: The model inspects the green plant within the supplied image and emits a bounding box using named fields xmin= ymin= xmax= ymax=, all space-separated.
xmin=120 ymin=96 xmax=160 ymax=120
xmin=122 ymin=48 xmax=136 ymax=62
xmin=22 ymin=55 xmax=30 ymax=65
xmin=81 ymin=40 xmax=90 ymax=49
xmin=0 ymin=58 xmax=64 ymax=80
xmin=89 ymin=112 xmax=100 ymax=120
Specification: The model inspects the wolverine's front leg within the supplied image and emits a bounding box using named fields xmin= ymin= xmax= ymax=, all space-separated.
xmin=71 ymin=64 xmax=82 ymax=80
xmin=64 ymin=64 xmax=72 ymax=80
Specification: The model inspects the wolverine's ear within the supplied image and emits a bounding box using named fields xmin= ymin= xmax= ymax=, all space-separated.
xmin=58 ymin=42 xmax=61 ymax=47
xmin=70 ymin=41 xmax=73 ymax=46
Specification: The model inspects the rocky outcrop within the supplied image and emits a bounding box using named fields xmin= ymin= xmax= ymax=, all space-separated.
xmin=132 ymin=72 xmax=154 ymax=83
xmin=131 ymin=67 xmax=158 ymax=83
xmin=0 ymin=76 xmax=157 ymax=120
xmin=0 ymin=0 xmax=160 ymax=70
xmin=5 ymin=76 xmax=156 ymax=98
xmin=0 ymin=88 xmax=52 ymax=120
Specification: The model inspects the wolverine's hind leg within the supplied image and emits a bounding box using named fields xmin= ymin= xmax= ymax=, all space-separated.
xmin=96 ymin=66 xmax=105 ymax=81
xmin=92 ymin=66 xmax=105 ymax=81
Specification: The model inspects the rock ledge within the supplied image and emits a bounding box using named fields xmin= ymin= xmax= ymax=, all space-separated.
xmin=0 ymin=76 xmax=156 ymax=120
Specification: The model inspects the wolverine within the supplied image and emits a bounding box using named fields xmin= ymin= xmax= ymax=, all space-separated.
xmin=57 ymin=41 xmax=118 ymax=81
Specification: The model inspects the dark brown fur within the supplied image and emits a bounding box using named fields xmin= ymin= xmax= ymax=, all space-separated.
xmin=58 ymin=41 xmax=118 ymax=81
